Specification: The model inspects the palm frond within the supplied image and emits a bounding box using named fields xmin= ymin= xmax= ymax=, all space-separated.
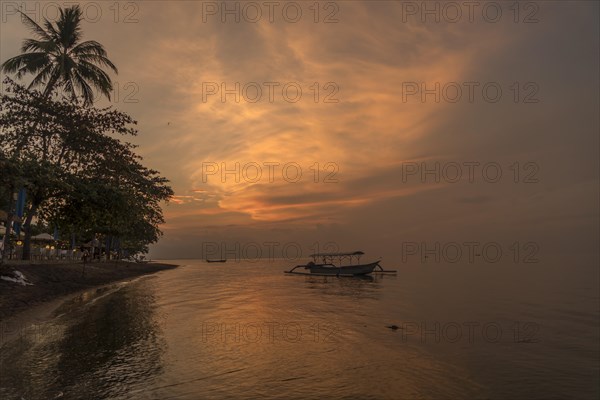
xmin=1 ymin=54 xmax=28 ymax=74
xmin=77 ymin=60 xmax=113 ymax=99
xmin=62 ymin=75 xmax=76 ymax=103
xmin=29 ymin=63 xmax=54 ymax=88
xmin=73 ymin=71 xmax=95 ymax=107
xmin=77 ymin=53 xmax=118 ymax=74
xmin=21 ymin=38 xmax=58 ymax=53
xmin=43 ymin=66 xmax=62 ymax=98
xmin=17 ymin=10 xmax=51 ymax=40
xmin=43 ymin=19 xmax=60 ymax=41
xmin=1 ymin=52 xmax=50 ymax=78
xmin=71 ymin=41 xmax=108 ymax=57
xmin=57 ymin=6 xmax=82 ymax=48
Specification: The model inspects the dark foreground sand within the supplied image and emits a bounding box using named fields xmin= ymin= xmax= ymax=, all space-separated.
xmin=0 ymin=261 xmax=178 ymax=319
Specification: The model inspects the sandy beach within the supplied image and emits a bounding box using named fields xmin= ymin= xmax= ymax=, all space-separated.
xmin=0 ymin=261 xmax=178 ymax=320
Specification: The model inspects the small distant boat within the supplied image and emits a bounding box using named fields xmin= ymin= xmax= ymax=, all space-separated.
xmin=285 ymin=251 xmax=380 ymax=276
xmin=206 ymin=259 xmax=227 ymax=263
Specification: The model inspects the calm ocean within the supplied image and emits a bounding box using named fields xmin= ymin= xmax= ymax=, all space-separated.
xmin=1 ymin=259 xmax=598 ymax=399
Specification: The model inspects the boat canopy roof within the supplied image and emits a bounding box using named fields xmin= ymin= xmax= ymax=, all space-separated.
xmin=309 ymin=251 xmax=364 ymax=257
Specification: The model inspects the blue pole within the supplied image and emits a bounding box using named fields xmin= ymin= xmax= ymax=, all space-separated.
xmin=14 ymin=188 xmax=26 ymax=236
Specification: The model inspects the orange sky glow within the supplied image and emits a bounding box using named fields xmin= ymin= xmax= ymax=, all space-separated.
xmin=1 ymin=1 xmax=598 ymax=263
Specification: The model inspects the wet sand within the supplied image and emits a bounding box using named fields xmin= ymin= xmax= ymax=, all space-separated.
xmin=0 ymin=261 xmax=178 ymax=320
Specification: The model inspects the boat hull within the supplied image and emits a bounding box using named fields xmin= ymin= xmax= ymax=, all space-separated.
xmin=307 ymin=261 xmax=379 ymax=276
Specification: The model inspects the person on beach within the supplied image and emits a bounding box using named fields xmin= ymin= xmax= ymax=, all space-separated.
xmin=82 ymin=249 xmax=90 ymax=264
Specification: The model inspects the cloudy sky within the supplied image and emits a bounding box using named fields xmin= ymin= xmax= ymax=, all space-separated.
xmin=1 ymin=1 xmax=598 ymax=264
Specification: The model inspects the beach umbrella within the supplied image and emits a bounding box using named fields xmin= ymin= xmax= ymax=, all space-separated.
xmin=32 ymin=233 xmax=55 ymax=241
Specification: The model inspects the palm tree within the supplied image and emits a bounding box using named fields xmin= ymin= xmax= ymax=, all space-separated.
xmin=1 ymin=5 xmax=118 ymax=106
xmin=1 ymin=5 xmax=118 ymax=261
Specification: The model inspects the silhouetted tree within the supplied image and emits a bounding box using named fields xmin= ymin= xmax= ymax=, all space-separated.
xmin=0 ymin=79 xmax=172 ymax=260
xmin=1 ymin=5 xmax=117 ymax=106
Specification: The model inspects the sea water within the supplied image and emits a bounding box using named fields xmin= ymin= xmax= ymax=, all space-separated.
xmin=1 ymin=260 xmax=598 ymax=399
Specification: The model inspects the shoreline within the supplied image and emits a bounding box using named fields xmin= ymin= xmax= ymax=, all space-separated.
xmin=0 ymin=261 xmax=179 ymax=320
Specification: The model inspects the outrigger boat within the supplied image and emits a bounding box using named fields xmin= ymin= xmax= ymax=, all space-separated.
xmin=285 ymin=251 xmax=384 ymax=277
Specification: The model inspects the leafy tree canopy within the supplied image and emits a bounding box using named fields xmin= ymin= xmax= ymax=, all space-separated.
xmin=0 ymin=78 xmax=173 ymax=258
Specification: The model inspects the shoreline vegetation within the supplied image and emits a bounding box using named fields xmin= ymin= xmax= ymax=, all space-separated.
xmin=1 ymin=5 xmax=173 ymax=263
xmin=0 ymin=261 xmax=178 ymax=320
xmin=0 ymin=4 xmax=176 ymax=346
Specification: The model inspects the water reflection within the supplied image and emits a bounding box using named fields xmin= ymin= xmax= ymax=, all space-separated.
xmin=302 ymin=274 xmax=389 ymax=300
xmin=0 ymin=278 xmax=165 ymax=400
xmin=2 ymin=262 xmax=597 ymax=399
